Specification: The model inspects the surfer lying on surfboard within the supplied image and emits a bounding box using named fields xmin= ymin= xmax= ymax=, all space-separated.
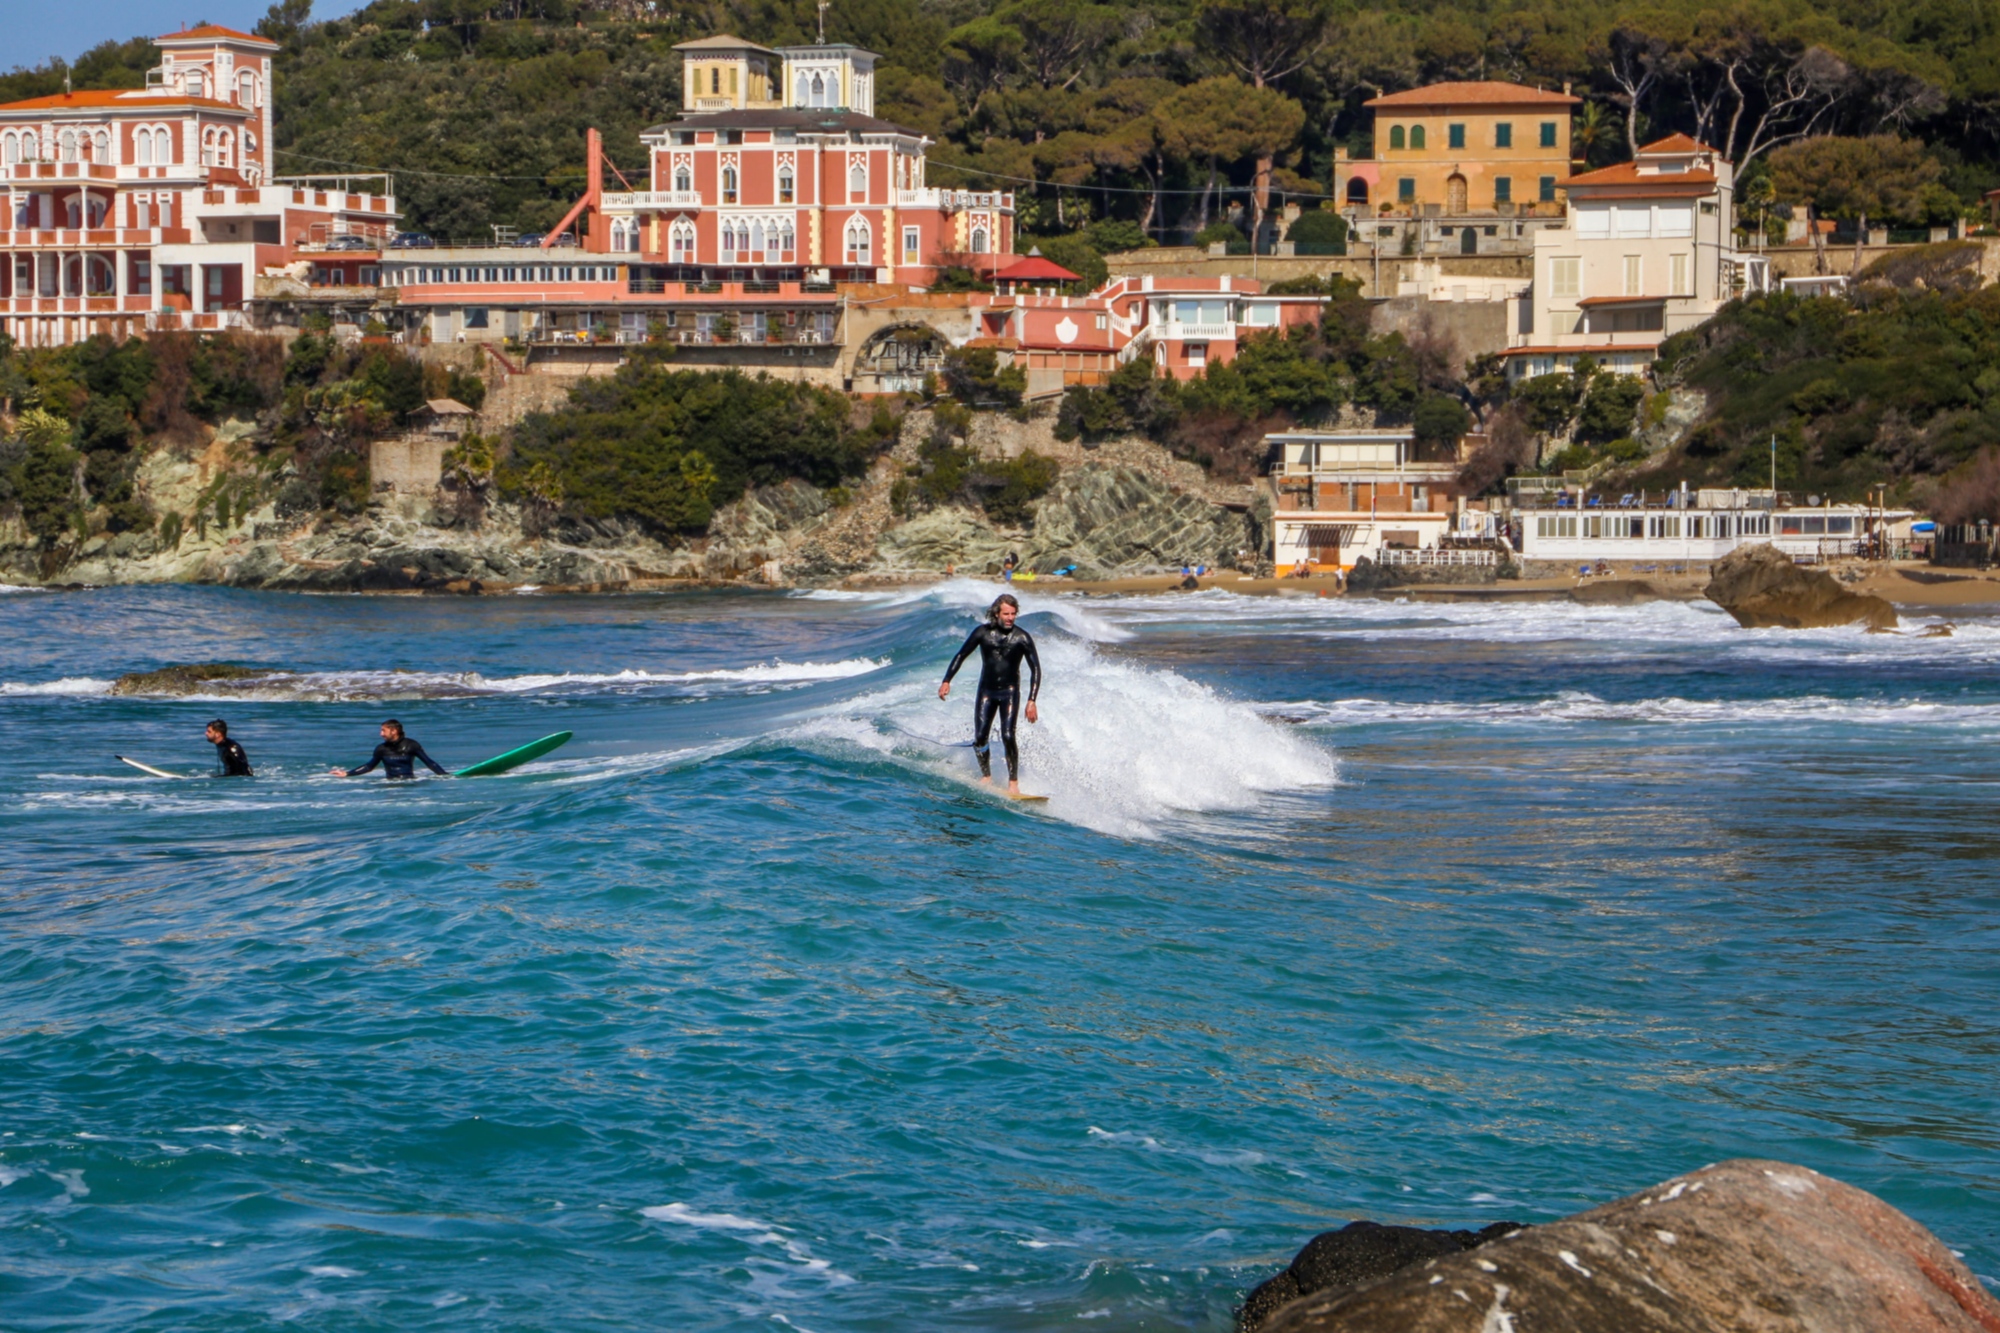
xmin=939 ymin=593 xmax=1041 ymax=799
xmin=331 ymin=719 xmax=451 ymax=779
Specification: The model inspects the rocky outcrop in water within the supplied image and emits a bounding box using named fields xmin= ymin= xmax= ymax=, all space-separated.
xmin=1704 ymin=543 xmax=1898 ymax=630
xmin=1346 ymin=557 xmax=1503 ymax=594
xmin=1252 ymin=1159 xmax=2000 ymax=1333
xmin=109 ymin=663 xmax=291 ymax=696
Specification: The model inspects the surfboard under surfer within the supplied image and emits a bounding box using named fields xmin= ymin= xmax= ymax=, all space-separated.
xmin=938 ymin=593 xmax=1041 ymax=797
xmin=331 ymin=720 xmax=451 ymax=779
xmin=206 ymin=719 xmax=252 ymax=777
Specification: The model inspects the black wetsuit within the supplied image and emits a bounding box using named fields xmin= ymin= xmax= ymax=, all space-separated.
xmin=942 ymin=622 xmax=1042 ymax=781
xmin=212 ymin=738 xmax=252 ymax=777
xmin=345 ymin=737 xmax=449 ymax=779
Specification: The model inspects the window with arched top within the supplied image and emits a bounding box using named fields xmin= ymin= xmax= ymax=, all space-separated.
xmin=2 ymin=133 xmax=15 ymax=166
xmin=21 ymin=130 xmax=37 ymax=162
xmin=59 ymin=130 xmax=77 ymax=163
xmin=188 ymin=71 xmax=206 ymax=99
xmin=93 ymin=130 xmax=110 ymax=163
xmin=1389 ymin=125 xmax=1405 ymax=150
xmin=810 ymin=73 xmax=826 ymax=108
xmin=675 ymin=166 xmax=692 ymax=193
xmin=780 ymin=223 xmax=795 ymax=253
xmin=670 ymin=220 xmax=696 ymax=264
xmin=848 ymin=161 xmax=866 ymax=202
xmin=1410 ymin=124 xmax=1426 ymax=149
xmin=844 ymin=217 xmax=871 ymax=265
xmin=796 ymin=72 xmax=810 ymax=106
xmin=133 ymin=129 xmax=150 ymax=165
xmin=722 ymin=164 xmax=738 ymax=204
xmin=238 ymin=70 xmax=257 ymax=107
xmin=778 ymin=166 xmax=794 ymax=204
xmin=970 ymin=227 xmax=988 ymax=254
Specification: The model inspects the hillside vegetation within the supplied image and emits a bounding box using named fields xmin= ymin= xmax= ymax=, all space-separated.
xmin=14 ymin=0 xmax=2000 ymax=253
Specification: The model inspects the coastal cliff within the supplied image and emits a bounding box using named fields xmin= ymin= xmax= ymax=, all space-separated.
xmin=0 ymin=406 xmax=1258 ymax=592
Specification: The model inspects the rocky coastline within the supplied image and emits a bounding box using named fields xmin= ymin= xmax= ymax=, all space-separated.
xmin=0 ymin=409 xmax=1263 ymax=594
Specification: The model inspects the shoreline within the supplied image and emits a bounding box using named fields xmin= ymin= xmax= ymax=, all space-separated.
xmin=15 ymin=560 xmax=2000 ymax=612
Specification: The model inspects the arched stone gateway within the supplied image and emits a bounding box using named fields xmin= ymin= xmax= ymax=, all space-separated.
xmin=855 ymin=323 xmax=948 ymax=392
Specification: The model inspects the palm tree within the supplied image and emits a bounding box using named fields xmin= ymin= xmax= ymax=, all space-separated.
xmin=1571 ymin=102 xmax=1616 ymax=168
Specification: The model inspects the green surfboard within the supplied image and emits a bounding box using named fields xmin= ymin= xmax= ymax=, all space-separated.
xmin=453 ymin=731 xmax=573 ymax=778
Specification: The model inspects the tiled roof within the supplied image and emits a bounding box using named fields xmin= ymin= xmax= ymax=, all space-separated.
xmin=1638 ymin=133 xmax=1712 ymax=154
xmin=673 ymin=34 xmax=778 ymax=53
xmin=1365 ymin=81 xmax=1580 ymax=108
xmin=158 ymin=24 xmax=278 ymax=46
xmin=0 ymin=89 xmax=244 ymax=113
xmin=1564 ymin=162 xmax=1716 ymax=190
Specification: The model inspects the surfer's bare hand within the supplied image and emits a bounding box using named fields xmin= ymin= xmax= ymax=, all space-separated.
xmin=938 ymin=681 xmax=950 ymax=700
xmin=330 ymin=767 xmax=347 ymax=777
xmin=1025 ymin=701 xmax=1038 ymax=724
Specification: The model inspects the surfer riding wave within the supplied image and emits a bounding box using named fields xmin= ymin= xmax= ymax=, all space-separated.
xmin=939 ymin=593 xmax=1041 ymax=796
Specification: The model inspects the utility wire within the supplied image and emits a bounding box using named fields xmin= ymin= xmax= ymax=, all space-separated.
xmin=278 ymin=145 xmax=1324 ymax=200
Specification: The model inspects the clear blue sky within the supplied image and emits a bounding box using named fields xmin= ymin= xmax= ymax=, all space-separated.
xmin=10 ymin=1 xmax=360 ymax=69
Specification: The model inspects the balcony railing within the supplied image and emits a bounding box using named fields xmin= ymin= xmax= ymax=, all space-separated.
xmin=895 ymin=188 xmax=1012 ymax=210
xmin=601 ymin=191 xmax=705 ymax=210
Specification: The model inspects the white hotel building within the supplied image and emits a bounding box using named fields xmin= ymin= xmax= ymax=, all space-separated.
xmin=1504 ymin=135 xmax=1769 ymax=378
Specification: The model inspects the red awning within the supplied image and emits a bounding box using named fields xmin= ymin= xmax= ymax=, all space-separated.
xmin=992 ymin=252 xmax=1082 ymax=283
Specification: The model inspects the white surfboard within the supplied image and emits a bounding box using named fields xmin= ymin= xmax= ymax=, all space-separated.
xmin=115 ymin=755 xmax=181 ymax=779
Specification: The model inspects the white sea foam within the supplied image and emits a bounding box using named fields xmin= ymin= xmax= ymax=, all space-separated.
xmin=6 ymin=659 xmax=888 ymax=703
xmin=0 ymin=1166 xmax=29 ymax=1187
xmin=795 ymin=630 xmax=1335 ymax=839
xmin=1275 ymin=692 xmax=2000 ymax=731
xmin=642 ymin=1203 xmax=852 ymax=1289
xmin=0 ymin=676 xmax=114 ymax=696
xmin=305 ymin=1266 xmax=361 ymax=1278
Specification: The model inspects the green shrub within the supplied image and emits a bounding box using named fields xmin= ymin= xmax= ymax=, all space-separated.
xmin=500 ymin=366 xmax=869 ymax=534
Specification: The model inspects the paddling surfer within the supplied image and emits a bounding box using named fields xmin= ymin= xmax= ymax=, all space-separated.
xmin=205 ymin=719 xmax=252 ymax=777
xmin=939 ymin=593 xmax=1041 ymax=796
xmin=331 ymin=719 xmax=450 ymax=779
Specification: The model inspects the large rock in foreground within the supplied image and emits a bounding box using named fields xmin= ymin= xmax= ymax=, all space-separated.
xmin=1259 ymin=1159 xmax=2000 ymax=1333
xmin=1704 ymin=543 xmax=1897 ymax=630
xmin=1240 ymin=1221 xmax=1523 ymax=1331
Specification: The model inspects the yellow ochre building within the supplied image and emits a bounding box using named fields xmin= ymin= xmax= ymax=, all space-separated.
xmin=1335 ymin=81 xmax=1579 ymax=255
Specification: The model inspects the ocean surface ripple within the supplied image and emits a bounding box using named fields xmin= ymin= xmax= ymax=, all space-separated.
xmin=1 ymin=581 xmax=1995 ymax=1330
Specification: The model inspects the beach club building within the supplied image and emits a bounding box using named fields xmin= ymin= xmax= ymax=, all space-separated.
xmin=1516 ymin=488 xmax=1918 ymax=564
xmin=0 ymin=25 xmax=398 ymax=347
xmin=1268 ymin=430 xmax=1476 ymax=572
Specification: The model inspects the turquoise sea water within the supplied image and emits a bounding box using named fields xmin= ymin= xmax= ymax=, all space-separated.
xmin=1 ymin=580 xmax=1996 ymax=1329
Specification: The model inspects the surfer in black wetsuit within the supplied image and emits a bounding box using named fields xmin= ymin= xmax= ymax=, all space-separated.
xmin=332 ymin=719 xmax=450 ymax=779
xmin=205 ymin=719 xmax=252 ymax=776
xmin=938 ymin=593 xmax=1041 ymax=796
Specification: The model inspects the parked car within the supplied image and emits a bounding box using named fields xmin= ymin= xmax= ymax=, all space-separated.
xmin=515 ymin=233 xmax=545 ymax=247
xmin=323 ymin=235 xmax=375 ymax=251
xmin=390 ymin=232 xmax=436 ymax=249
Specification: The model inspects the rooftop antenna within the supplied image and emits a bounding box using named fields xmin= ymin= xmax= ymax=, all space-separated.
xmin=63 ymin=70 xmax=72 ymax=96
xmin=817 ymin=0 xmax=829 ymax=43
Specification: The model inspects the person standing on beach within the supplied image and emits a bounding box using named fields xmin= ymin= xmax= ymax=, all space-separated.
xmin=205 ymin=719 xmax=252 ymax=776
xmin=938 ymin=593 xmax=1041 ymax=797
xmin=331 ymin=720 xmax=451 ymax=779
